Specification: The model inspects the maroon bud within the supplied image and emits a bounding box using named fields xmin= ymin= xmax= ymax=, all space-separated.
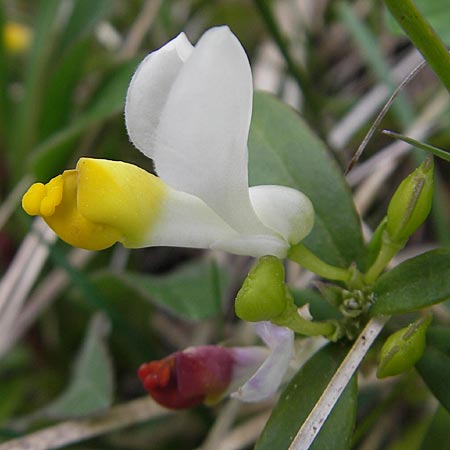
xmin=138 ymin=346 xmax=234 ymax=409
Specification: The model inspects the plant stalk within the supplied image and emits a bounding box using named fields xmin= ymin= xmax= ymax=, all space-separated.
xmin=288 ymin=243 xmax=351 ymax=283
xmin=384 ymin=0 xmax=450 ymax=92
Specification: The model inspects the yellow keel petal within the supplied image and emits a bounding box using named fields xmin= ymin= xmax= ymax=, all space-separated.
xmin=76 ymin=158 xmax=166 ymax=247
xmin=22 ymin=158 xmax=167 ymax=250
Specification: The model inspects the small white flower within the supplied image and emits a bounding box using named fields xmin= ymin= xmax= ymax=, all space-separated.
xmin=23 ymin=27 xmax=314 ymax=258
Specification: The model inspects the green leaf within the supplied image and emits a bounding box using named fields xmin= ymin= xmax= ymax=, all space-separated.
xmin=115 ymin=259 xmax=228 ymax=320
xmin=0 ymin=378 xmax=30 ymax=424
xmin=38 ymin=39 xmax=90 ymax=140
xmin=249 ymin=92 xmax=365 ymax=268
xmin=420 ymin=406 xmax=450 ymax=450
xmin=256 ymin=345 xmax=357 ymax=450
xmin=383 ymin=130 xmax=450 ymax=163
xmin=291 ymin=288 xmax=341 ymax=320
xmin=416 ymin=346 xmax=450 ymax=413
xmin=85 ymin=57 xmax=141 ymax=119
xmin=387 ymin=0 xmax=450 ymax=46
xmin=0 ymin=5 xmax=9 ymax=138
xmin=29 ymin=57 xmax=140 ymax=180
xmin=57 ymin=0 xmax=111 ymax=54
xmin=371 ymin=248 xmax=450 ymax=315
xmin=42 ymin=313 xmax=114 ymax=419
xmin=11 ymin=0 xmax=61 ymax=180
xmin=426 ymin=326 xmax=450 ymax=354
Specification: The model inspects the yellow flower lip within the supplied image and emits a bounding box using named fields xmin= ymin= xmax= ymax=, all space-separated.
xmin=22 ymin=158 xmax=167 ymax=251
xmin=22 ymin=175 xmax=64 ymax=217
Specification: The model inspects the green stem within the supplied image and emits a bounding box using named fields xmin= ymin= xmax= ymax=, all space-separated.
xmin=288 ymin=243 xmax=351 ymax=282
xmin=363 ymin=233 xmax=404 ymax=285
xmin=272 ymin=304 xmax=337 ymax=339
xmin=384 ymin=0 xmax=450 ymax=92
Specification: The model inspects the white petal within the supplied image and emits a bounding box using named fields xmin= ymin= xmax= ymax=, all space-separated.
xmin=137 ymin=187 xmax=239 ymax=250
xmin=211 ymin=234 xmax=288 ymax=258
xmin=249 ymin=185 xmax=315 ymax=244
xmin=125 ymin=32 xmax=194 ymax=156
xmin=153 ymin=26 xmax=268 ymax=235
xmin=231 ymin=322 xmax=294 ymax=402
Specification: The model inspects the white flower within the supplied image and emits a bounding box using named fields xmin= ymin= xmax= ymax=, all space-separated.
xmin=22 ymin=26 xmax=314 ymax=258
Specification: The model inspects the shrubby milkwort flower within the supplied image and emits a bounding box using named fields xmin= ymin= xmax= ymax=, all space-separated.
xmin=22 ymin=27 xmax=317 ymax=405
xmin=22 ymin=26 xmax=314 ymax=258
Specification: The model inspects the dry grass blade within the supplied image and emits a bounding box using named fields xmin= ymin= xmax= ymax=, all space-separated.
xmin=287 ymin=317 xmax=388 ymax=450
xmin=0 ymin=248 xmax=93 ymax=358
xmin=0 ymin=175 xmax=33 ymax=231
xmin=118 ymin=0 xmax=162 ymax=61
xmin=345 ymin=58 xmax=427 ymax=174
xmin=216 ymin=411 xmax=271 ymax=450
xmin=0 ymin=219 xmax=55 ymax=326
xmin=328 ymin=49 xmax=422 ymax=150
xmin=0 ymin=397 xmax=172 ymax=450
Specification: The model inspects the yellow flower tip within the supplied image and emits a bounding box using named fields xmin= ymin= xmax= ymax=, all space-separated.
xmin=22 ymin=183 xmax=46 ymax=216
xmin=22 ymin=175 xmax=64 ymax=217
xmin=22 ymin=158 xmax=167 ymax=251
xmin=3 ymin=22 xmax=32 ymax=54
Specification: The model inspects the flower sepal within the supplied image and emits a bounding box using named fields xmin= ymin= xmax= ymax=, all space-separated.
xmin=234 ymin=255 xmax=287 ymax=322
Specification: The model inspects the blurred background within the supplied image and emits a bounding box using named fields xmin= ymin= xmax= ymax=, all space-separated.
xmin=0 ymin=0 xmax=449 ymax=449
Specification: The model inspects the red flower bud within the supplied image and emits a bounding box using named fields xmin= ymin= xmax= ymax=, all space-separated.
xmin=138 ymin=346 xmax=234 ymax=409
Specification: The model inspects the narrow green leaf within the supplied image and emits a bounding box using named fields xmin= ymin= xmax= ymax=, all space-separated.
xmin=11 ymin=0 xmax=61 ymax=179
xmin=249 ymin=92 xmax=365 ymax=268
xmin=29 ymin=57 xmax=140 ymax=180
xmin=57 ymin=0 xmax=111 ymax=54
xmin=256 ymin=345 xmax=357 ymax=450
xmin=371 ymin=248 xmax=450 ymax=315
xmin=38 ymin=39 xmax=90 ymax=140
xmin=387 ymin=0 xmax=450 ymax=46
xmin=84 ymin=57 xmax=141 ymax=119
xmin=42 ymin=314 xmax=114 ymax=419
xmin=0 ymin=378 xmax=29 ymax=424
xmin=0 ymin=5 xmax=9 ymax=138
xmin=115 ymin=259 xmax=228 ymax=320
xmin=420 ymin=406 xmax=450 ymax=450
xmin=383 ymin=130 xmax=450 ymax=163
xmin=416 ymin=346 xmax=450 ymax=413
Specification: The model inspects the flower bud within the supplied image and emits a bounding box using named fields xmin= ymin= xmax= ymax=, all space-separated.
xmin=386 ymin=157 xmax=434 ymax=243
xmin=138 ymin=323 xmax=295 ymax=408
xmin=377 ymin=314 xmax=432 ymax=378
xmin=138 ymin=346 xmax=234 ymax=409
xmin=234 ymin=255 xmax=287 ymax=322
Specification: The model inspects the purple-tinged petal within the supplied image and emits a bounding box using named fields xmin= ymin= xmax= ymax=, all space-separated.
xmin=231 ymin=322 xmax=294 ymax=402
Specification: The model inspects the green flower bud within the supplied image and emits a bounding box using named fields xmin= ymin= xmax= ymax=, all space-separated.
xmin=377 ymin=314 xmax=432 ymax=379
xmin=235 ymin=255 xmax=287 ymax=322
xmin=386 ymin=156 xmax=434 ymax=243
